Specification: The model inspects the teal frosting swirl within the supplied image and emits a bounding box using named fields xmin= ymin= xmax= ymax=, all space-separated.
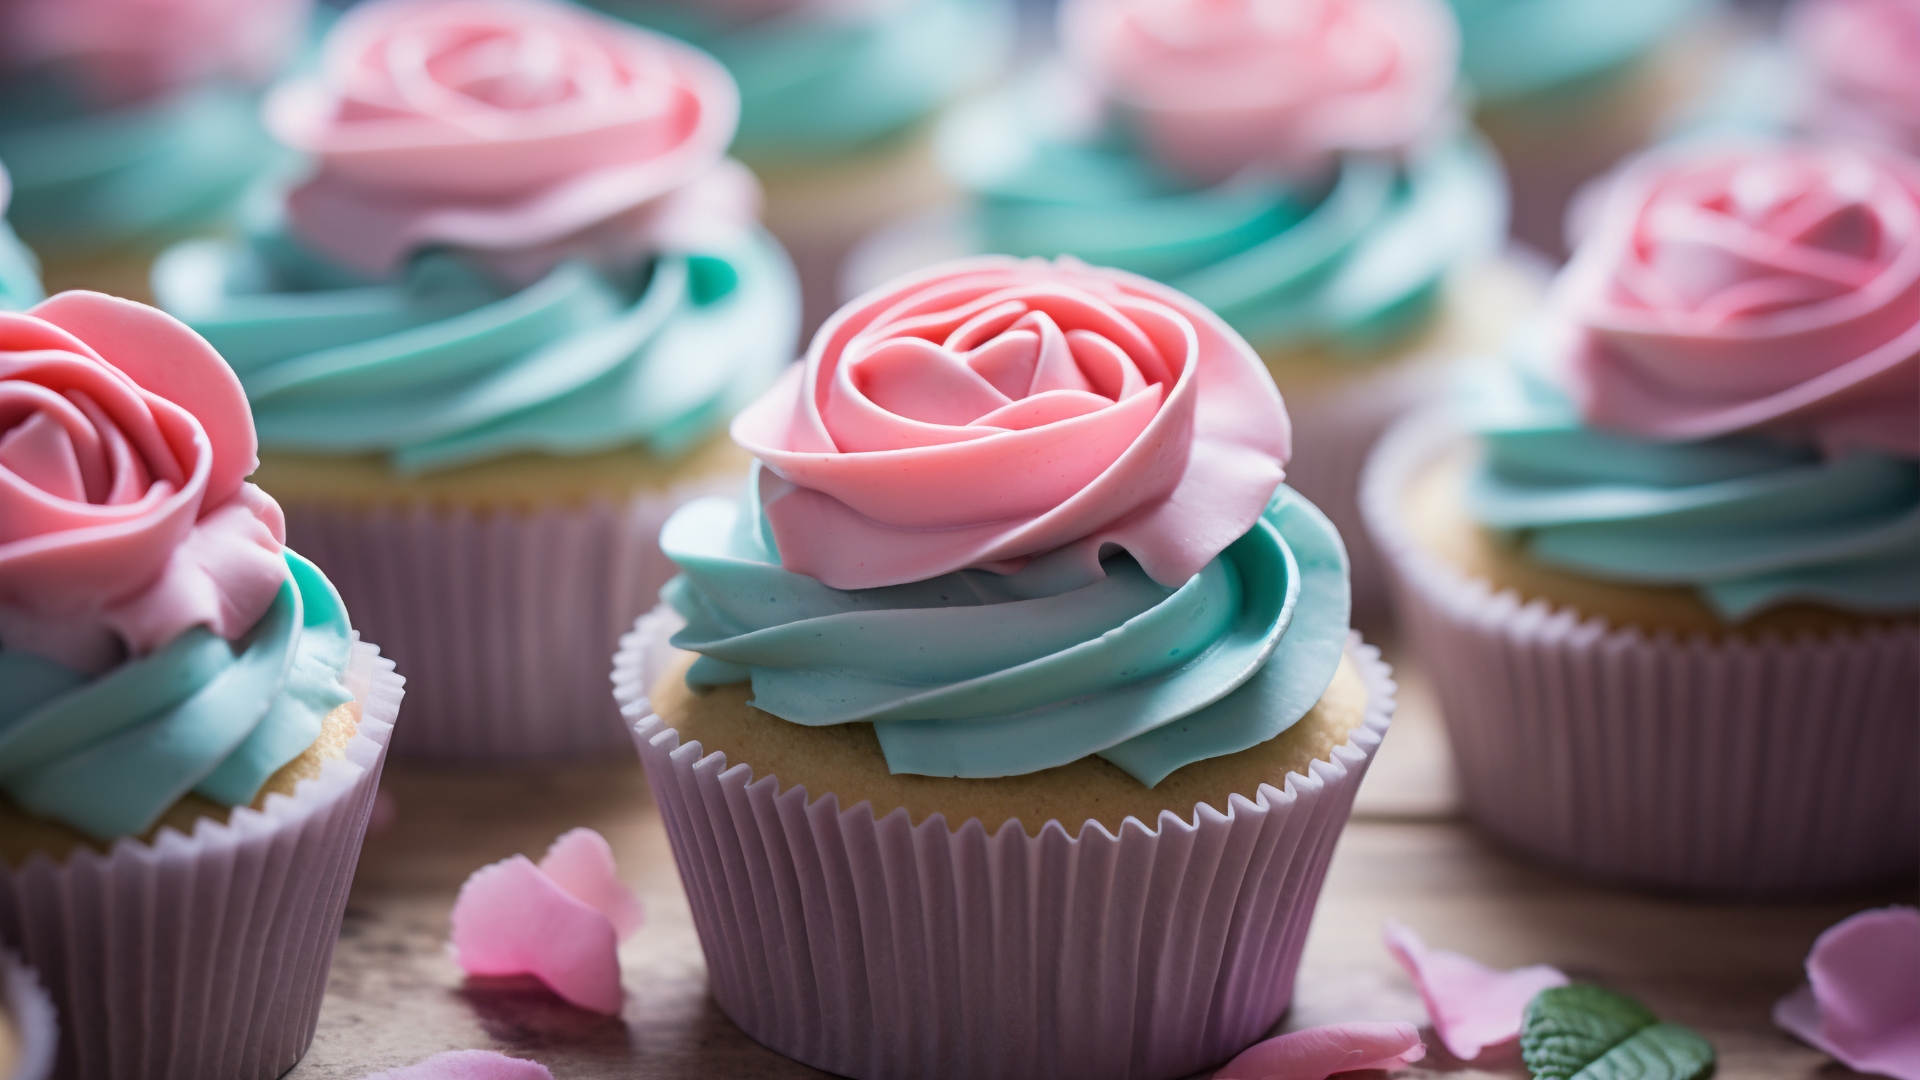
xmin=1460 ymin=335 xmax=1920 ymax=620
xmin=586 ymin=0 xmax=1014 ymax=162
xmin=945 ymin=90 xmax=1508 ymax=354
xmin=660 ymin=469 xmax=1352 ymax=786
xmin=152 ymin=213 xmax=800 ymax=473
xmin=0 ymin=551 xmax=354 ymax=840
xmin=0 ymin=216 xmax=42 ymax=310
xmin=0 ymin=76 xmax=287 ymax=254
xmin=1446 ymin=0 xmax=1711 ymax=102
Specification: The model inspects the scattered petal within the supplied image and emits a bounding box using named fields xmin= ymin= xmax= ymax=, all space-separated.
xmin=1215 ymin=1021 xmax=1426 ymax=1080
xmin=539 ymin=827 xmax=644 ymax=938
xmin=1384 ymin=919 xmax=1569 ymax=1061
xmin=361 ymin=1049 xmax=552 ymax=1079
xmin=1775 ymin=906 xmax=1920 ymax=1080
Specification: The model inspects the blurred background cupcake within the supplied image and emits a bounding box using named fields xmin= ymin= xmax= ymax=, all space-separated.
xmin=856 ymin=0 xmax=1534 ymax=627
xmin=154 ymin=0 xmax=802 ymax=759
xmin=1363 ymin=140 xmax=1919 ymax=894
xmin=0 ymin=0 xmax=314 ymax=300
xmin=0 ymin=292 xmax=402 ymax=1078
xmin=0 ymin=166 xmax=42 ymax=311
xmin=586 ymin=0 xmax=1017 ymax=332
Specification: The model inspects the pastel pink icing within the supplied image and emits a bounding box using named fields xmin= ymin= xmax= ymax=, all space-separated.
xmin=1774 ymin=906 xmax=1920 ymax=1080
xmin=0 ymin=292 xmax=287 ymax=675
xmin=1058 ymin=0 xmax=1458 ymax=184
xmin=0 ymin=0 xmax=309 ymax=105
xmin=360 ymin=1050 xmax=554 ymax=1079
xmin=1213 ymin=1022 xmax=1426 ymax=1079
xmin=1791 ymin=0 xmax=1920 ymax=155
xmin=731 ymin=255 xmax=1290 ymax=591
xmin=1383 ymin=919 xmax=1568 ymax=1062
xmin=449 ymin=828 xmax=642 ymax=1015
xmin=264 ymin=0 xmax=753 ymax=281
xmin=1558 ymin=142 xmax=1920 ymax=458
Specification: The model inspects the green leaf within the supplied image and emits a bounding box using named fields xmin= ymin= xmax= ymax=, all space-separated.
xmin=1522 ymin=985 xmax=1715 ymax=1080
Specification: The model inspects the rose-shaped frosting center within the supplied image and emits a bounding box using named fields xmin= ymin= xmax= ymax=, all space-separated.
xmin=1059 ymin=0 xmax=1459 ymax=183
xmin=265 ymin=0 xmax=746 ymax=278
xmin=1559 ymin=143 xmax=1920 ymax=457
xmin=733 ymin=256 xmax=1289 ymax=590
xmin=1791 ymin=0 xmax=1920 ymax=154
xmin=0 ymin=292 xmax=287 ymax=674
xmin=0 ymin=0 xmax=310 ymax=105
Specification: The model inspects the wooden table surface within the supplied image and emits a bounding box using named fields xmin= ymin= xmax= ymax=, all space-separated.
xmin=285 ymin=660 xmax=1915 ymax=1080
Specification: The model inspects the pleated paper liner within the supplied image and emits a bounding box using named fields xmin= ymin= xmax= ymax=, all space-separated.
xmin=1362 ymin=411 xmax=1920 ymax=895
xmin=283 ymin=476 xmax=730 ymax=760
xmin=1 ymin=948 xmax=56 ymax=1080
xmin=614 ymin=608 xmax=1394 ymax=1080
xmin=0 ymin=639 xmax=403 ymax=1080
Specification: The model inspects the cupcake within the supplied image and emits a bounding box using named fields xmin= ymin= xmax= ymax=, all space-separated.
xmin=586 ymin=0 xmax=1017 ymax=333
xmin=0 ymin=166 xmax=43 ymax=312
xmin=614 ymin=256 xmax=1395 ymax=1080
xmin=0 ymin=292 xmax=403 ymax=1078
xmin=0 ymin=950 xmax=55 ymax=1080
xmin=0 ymin=0 xmax=311 ymax=300
xmin=151 ymin=0 xmax=802 ymax=758
xmin=1363 ymin=141 xmax=1919 ymax=894
xmin=1787 ymin=0 xmax=1920 ymax=153
xmin=855 ymin=0 xmax=1532 ymax=627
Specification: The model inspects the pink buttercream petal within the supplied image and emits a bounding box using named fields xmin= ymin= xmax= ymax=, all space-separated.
xmin=450 ymin=854 xmax=624 ymax=1015
xmin=101 ymin=483 xmax=290 ymax=659
xmin=1215 ymin=1022 xmax=1426 ymax=1080
xmin=360 ymin=1049 xmax=553 ymax=1080
xmin=537 ymin=828 xmax=644 ymax=940
xmin=1383 ymin=919 xmax=1569 ymax=1061
xmin=1774 ymin=906 xmax=1920 ymax=1080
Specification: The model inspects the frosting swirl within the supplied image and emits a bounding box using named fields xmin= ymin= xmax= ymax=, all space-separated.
xmin=1060 ymin=0 xmax=1458 ymax=184
xmin=0 ymin=165 xmax=43 ymax=311
xmin=1444 ymin=0 xmax=1709 ymax=102
xmin=1789 ymin=0 xmax=1920 ymax=155
xmin=731 ymin=256 xmax=1289 ymax=590
xmin=0 ymin=292 xmax=354 ymax=838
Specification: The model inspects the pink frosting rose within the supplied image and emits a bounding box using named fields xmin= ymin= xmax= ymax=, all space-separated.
xmin=0 ymin=292 xmax=288 ymax=675
xmin=1556 ymin=142 xmax=1920 ymax=458
xmin=731 ymin=256 xmax=1290 ymax=590
xmin=0 ymin=0 xmax=310 ymax=106
xmin=1058 ymin=0 xmax=1459 ymax=184
xmin=1791 ymin=0 xmax=1920 ymax=155
xmin=265 ymin=0 xmax=753 ymax=282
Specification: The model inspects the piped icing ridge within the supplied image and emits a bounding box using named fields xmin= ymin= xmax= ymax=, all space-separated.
xmin=945 ymin=0 xmax=1506 ymax=355
xmin=1464 ymin=142 xmax=1920 ymax=619
xmin=0 ymin=292 xmax=353 ymax=839
xmin=155 ymin=0 xmax=801 ymax=473
xmin=1444 ymin=0 xmax=1709 ymax=102
xmin=1789 ymin=0 xmax=1920 ymax=155
xmin=0 ymin=165 xmax=43 ymax=311
xmin=664 ymin=256 xmax=1352 ymax=784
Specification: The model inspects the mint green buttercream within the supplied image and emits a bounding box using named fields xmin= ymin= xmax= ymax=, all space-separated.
xmin=0 ymin=217 xmax=42 ymax=309
xmin=661 ymin=469 xmax=1351 ymax=786
xmin=587 ymin=0 xmax=1014 ymax=162
xmin=943 ymin=85 xmax=1508 ymax=354
xmin=1446 ymin=0 xmax=1711 ymax=102
xmin=1460 ymin=336 xmax=1920 ymax=620
xmin=0 ymin=77 xmax=288 ymax=254
xmin=0 ymin=551 xmax=354 ymax=840
xmin=152 ymin=216 xmax=800 ymax=473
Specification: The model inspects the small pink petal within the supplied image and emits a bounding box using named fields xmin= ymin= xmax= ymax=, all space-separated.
xmin=1384 ymin=919 xmax=1569 ymax=1061
xmin=1774 ymin=906 xmax=1920 ymax=1080
xmin=1215 ymin=1022 xmax=1426 ymax=1080
xmin=538 ymin=828 xmax=644 ymax=939
xmin=361 ymin=1049 xmax=553 ymax=1079
xmin=450 ymin=856 xmax=623 ymax=1014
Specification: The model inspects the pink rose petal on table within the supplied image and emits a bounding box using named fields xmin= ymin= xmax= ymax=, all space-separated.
xmin=1214 ymin=1021 xmax=1425 ymax=1080
xmin=1383 ymin=919 xmax=1569 ymax=1061
xmin=361 ymin=1049 xmax=553 ymax=1079
xmin=449 ymin=828 xmax=641 ymax=1015
xmin=1774 ymin=906 xmax=1920 ymax=1080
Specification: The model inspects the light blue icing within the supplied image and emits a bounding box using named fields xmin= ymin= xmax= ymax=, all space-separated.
xmin=660 ymin=468 xmax=1351 ymax=786
xmin=0 ymin=551 xmax=355 ymax=840
xmin=942 ymin=83 xmax=1509 ymax=354
xmin=0 ymin=215 xmax=42 ymax=310
xmin=151 ymin=208 xmax=801 ymax=473
xmin=586 ymin=0 xmax=1015 ymax=162
xmin=0 ymin=76 xmax=290 ymax=254
xmin=1459 ymin=333 xmax=1920 ymax=620
xmin=1445 ymin=0 xmax=1712 ymax=103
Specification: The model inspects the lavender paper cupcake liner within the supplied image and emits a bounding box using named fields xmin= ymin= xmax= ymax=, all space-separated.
xmin=0 ymin=639 xmax=403 ymax=1080
xmin=1 ymin=948 xmax=56 ymax=1080
xmin=613 ymin=608 xmax=1394 ymax=1080
xmin=1362 ymin=412 xmax=1920 ymax=894
xmin=284 ymin=476 xmax=731 ymax=760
